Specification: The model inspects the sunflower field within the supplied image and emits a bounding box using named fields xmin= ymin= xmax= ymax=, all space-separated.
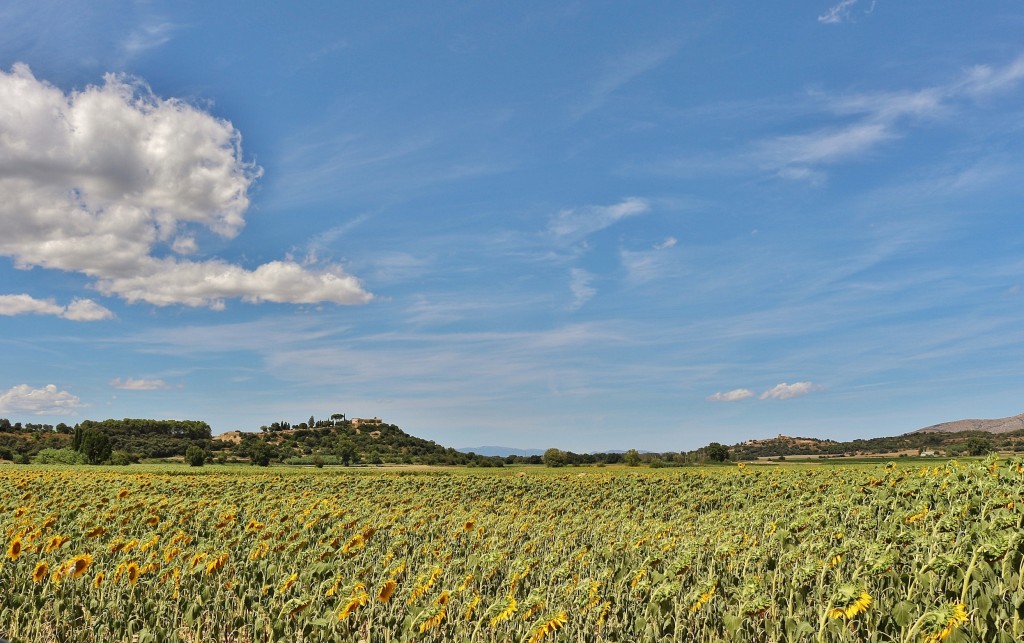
xmin=2 ymin=458 xmax=1023 ymax=642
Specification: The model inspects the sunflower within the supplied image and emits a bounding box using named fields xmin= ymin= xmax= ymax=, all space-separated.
xmin=463 ymin=593 xmax=481 ymax=621
xmin=126 ymin=561 xmax=140 ymax=585
xmin=93 ymin=571 xmax=105 ymax=588
xmin=337 ymin=584 xmax=369 ymax=621
xmin=489 ymin=595 xmax=517 ymax=628
xmin=278 ymin=572 xmax=299 ymax=594
xmin=205 ymin=552 xmax=228 ymax=575
xmin=828 ymin=585 xmax=872 ymax=619
xmin=32 ymin=560 xmax=49 ymax=583
xmin=44 ymin=534 xmax=70 ymax=554
xmin=85 ymin=526 xmax=107 ymax=539
xmin=377 ymin=579 xmax=397 ymax=603
xmin=6 ymin=536 xmax=23 ymax=561
xmin=419 ymin=606 xmax=446 ymax=633
xmin=922 ymin=602 xmax=969 ymax=642
xmin=69 ymin=553 xmax=93 ymax=579
xmin=690 ymin=581 xmax=717 ymax=612
xmin=528 ymin=612 xmax=568 ymax=643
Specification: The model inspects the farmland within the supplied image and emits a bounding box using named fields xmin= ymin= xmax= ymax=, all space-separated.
xmin=2 ymin=460 xmax=1023 ymax=642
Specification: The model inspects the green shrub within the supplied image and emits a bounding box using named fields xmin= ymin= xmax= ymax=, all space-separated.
xmin=35 ymin=448 xmax=87 ymax=465
xmin=109 ymin=450 xmax=132 ymax=466
xmin=185 ymin=445 xmax=206 ymax=467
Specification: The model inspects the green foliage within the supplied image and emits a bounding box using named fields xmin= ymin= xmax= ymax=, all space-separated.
xmin=185 ymin=445 xmax=206 ymax=467
xmin=34 ymin=448 xmax=87 ymax=465
xmin=248 ymin=441 xmax=272 ymax=467
xmin=78 ymin=428 xmax=112 ymax=464
xmin=967 ymin=436 xmax=994 ymax=456
xmin=624 ymin=448 xmax=641 ymax=466
xmin=109 ymin=450 xmax=132 ymax=466
xmin=705 ymin=442 xmax=730 ymax=462
xmin=77 ymin=418 xmax=212 ymax=459
xmin=334 ymin=440 xmax=358 ymax=466
xmin=544 ymin=448 xmax=568 ymax=467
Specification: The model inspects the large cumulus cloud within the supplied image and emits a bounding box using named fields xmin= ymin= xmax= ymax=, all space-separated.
xmin=0 ymin=64 xmax=371 ymax=308
xmin=0 ymin=384 xmax=84 ymax=415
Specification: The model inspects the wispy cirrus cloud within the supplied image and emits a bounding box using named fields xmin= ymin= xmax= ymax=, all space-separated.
xmin=0 ymin=294 xmax=114 ymax=321
xmin=658 ymin=53 xmax=1024 ymax=183
xmin=960 ymin=55 xmax=1024 ymax=97
xmin=548 ymin=197 xmax=649 ymax=242
xmin=574 ymin=41 xmax=678 ymax=118
xmin=567 ymin=268 xmax=596 ymax=311
xmin=818 ymin=0 xmax=862 ymax=25
xmin=653 ymin=237 xmax=677 ymax=251
xmin=110 ymin=378 xmax=171 ymax=391
xmin=121 ymin=20 xmax=176 ymax=58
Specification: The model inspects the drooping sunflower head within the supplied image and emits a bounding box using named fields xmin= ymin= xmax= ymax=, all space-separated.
xmin=922 ymin=602 xmax=969 ymax=643
xmin=828 ymin=584 xmax=872 ymax=620
xmin=85 ymin=526 xmax=107 ymax=539
xmin=377 ymin=579 xmax=397 ymax=603
xmin=44 ymin=534 xmax=70 ymax=554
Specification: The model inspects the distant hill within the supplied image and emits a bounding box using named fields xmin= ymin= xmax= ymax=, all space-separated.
xmin=731 ymin=415 xmax=1024 ymax=460
xmin=210 ymin=420 xmax=507 ymax=466
xmin=912 ymin=413 xmax=1024 ymax=435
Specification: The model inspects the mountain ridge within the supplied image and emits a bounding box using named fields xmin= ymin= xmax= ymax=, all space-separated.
xmin=912 ymin=412 xmax=1024 ymax=435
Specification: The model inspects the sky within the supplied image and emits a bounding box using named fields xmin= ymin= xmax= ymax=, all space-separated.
xmin=1 ymin=1 xmax=1023 ymax=452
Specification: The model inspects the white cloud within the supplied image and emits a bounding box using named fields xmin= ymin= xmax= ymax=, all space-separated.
xmin=707 ymin=388 xmax=754 ymax=402
xmin=548 ymin=197 xmax=649 ymax=241
xmin=110 ymin=378 xmax=170 ymax=390
xmin=0 ymin=64 xmax=371 ymax=308
xmin=619 ymin=237 xmax=678 ymax=284
xmin=759 ymin=122 xmax=894 ymax=169
xmin=121 ymin=20 xmax=176 ymax=57
xmin=818 ymin=0 xmax=859 ymax=24
xmin=568 ymin=268 xmax=596 ymax=310
xmin=760 ymin=55 xmax=1024 ymax=182
xmin=0 ymin=294 xmax=63 ymax=317
xmin=0 ymin=293 xmax=114 ymax=321
xmin=575 ymin=42 xmax=677 ymax=117
xmin=0 ymin=384 xmax=84 ymax=415
xmin=94 ymin=259 xmax=370 ymax=308
xmin=960 ymin=54 xmax=1024 ymax=97
xmin=62 ymin=298 xmax=116 ymax=321
xmin=760 ymin=381 xmax=823 ymax=400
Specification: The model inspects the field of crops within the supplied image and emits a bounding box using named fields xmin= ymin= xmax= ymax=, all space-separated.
xmin=2 ymin=459 xmax=1023 ymax=642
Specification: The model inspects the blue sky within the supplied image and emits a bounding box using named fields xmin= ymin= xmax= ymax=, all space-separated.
xmin=1 ymin=1 xmax=1023 ymax=452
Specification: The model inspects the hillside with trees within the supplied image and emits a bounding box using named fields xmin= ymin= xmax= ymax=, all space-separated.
xmin=213 ymin=414 xmax=506 ymax=467
xmin=729 ymin=430 xmax=1024 ymax=460
xmin=0 ymin=413 xmax=505 ymax=467
xmin=2 ymin=410 xmax=1023 ymax=467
